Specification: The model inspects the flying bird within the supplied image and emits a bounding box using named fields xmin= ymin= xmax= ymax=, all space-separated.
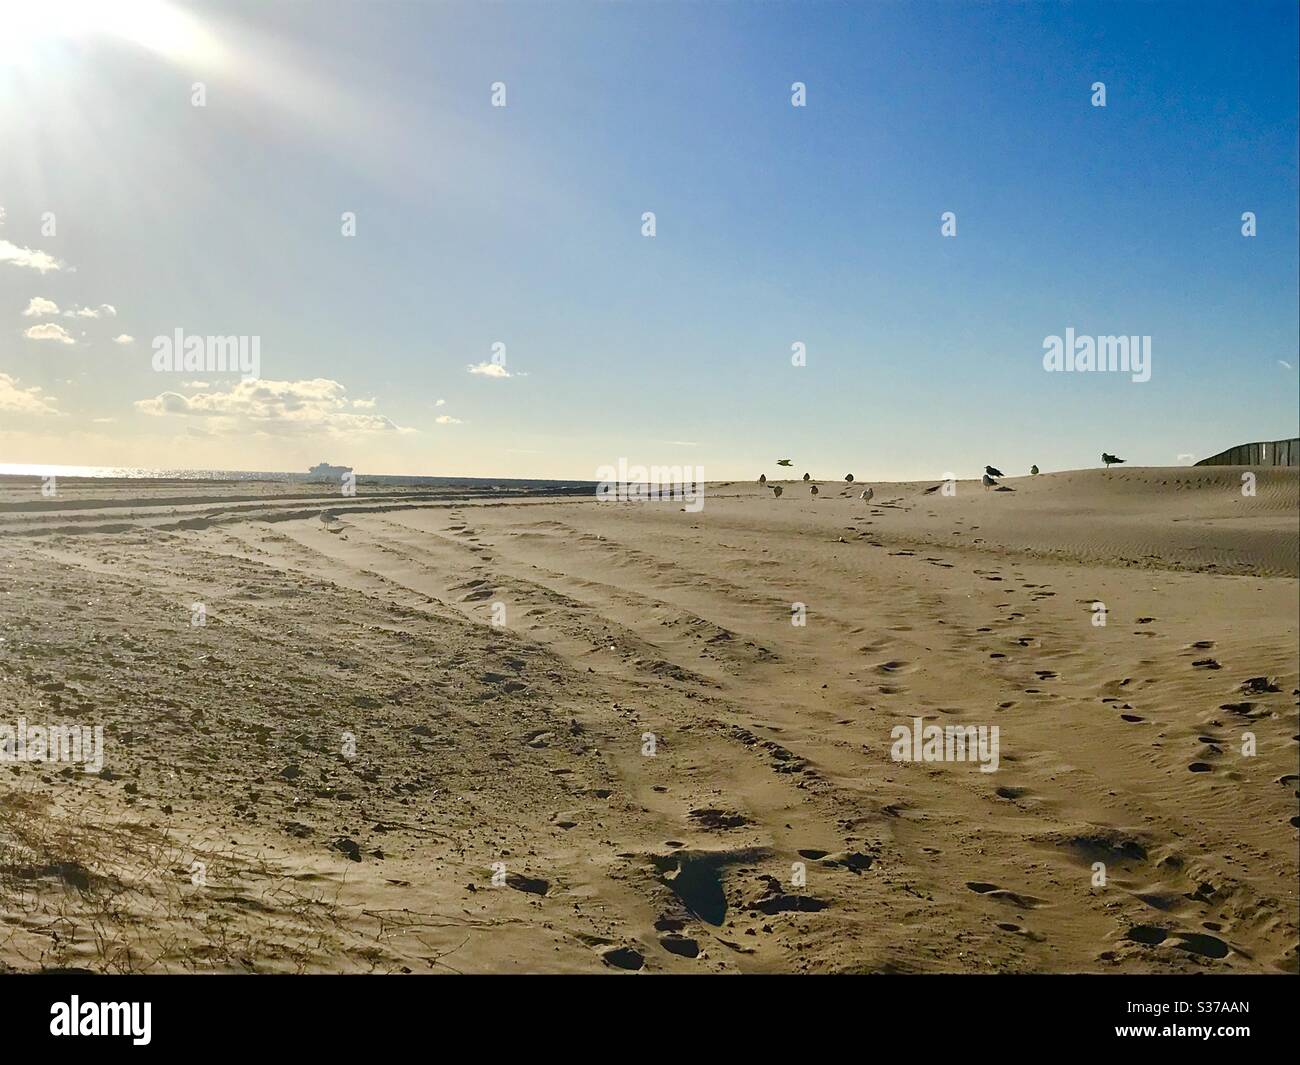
xmin=981 ymin=473 xmax=998 ymax=491
xmin=1030 ymin=464 xmax=1039 ymax=475
xmin=777 ymin=459 xmax=793 ymax=467
xmin=985 ymin=465 xmax=1004 ymax=478
xmin=1102 ymin=452 xmax=1125 ymax=468
xmin=860 ymin=487 xmax=874 ymax=501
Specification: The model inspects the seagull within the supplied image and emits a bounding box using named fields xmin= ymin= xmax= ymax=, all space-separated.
xmin=985 ymin=465 xmax=1004 ymax=478
xmin=777 ymin=459 xmax=793 ymax=467
xmin=1102 ymin=452 xmax=1125 ymax=468
xmin=318 ymin=509 xmax=346 ymax=533
xmin=860 ymin=487 xmax=874 ymax=501
xmin=982 ymin=473 xmax=998 ymax=491
xmin=771 ymin=485 xmax=783 ymax=497
xmin=758 ymin=473 xmax=766 ymax=484
xmin=845 ymin=474 xmax=854 ymax=483
xmin=1030 ymin=464 xmax=1039 ymax=475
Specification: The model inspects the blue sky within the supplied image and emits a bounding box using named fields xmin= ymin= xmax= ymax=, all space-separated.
xmin=1 ymin=0 xmax=1296 ymax=479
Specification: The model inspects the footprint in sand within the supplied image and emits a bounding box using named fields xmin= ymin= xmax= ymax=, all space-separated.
xmin=875 ymin=660 xmax=917 ymax=675
xmin=688 ymin=808 xmax=748 ymax=831
xmin=1125 ymin=926 xmax=1229 ymax=959
xmin=659 ymin=933 xmax=701 ymax=958
xmin=965 ymin=882 xmax=1046 ymax=908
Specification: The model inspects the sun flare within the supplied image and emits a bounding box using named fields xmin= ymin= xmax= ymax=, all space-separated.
xmin=0 ymin=0 xmax=225 ymax=67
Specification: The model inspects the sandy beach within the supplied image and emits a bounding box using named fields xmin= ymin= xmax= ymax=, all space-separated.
xmin=1 ymin=466 xmax=1295 ymax=973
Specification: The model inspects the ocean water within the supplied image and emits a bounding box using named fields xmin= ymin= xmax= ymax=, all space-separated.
xmin=0 ymin=463 xmax=593 ymax=489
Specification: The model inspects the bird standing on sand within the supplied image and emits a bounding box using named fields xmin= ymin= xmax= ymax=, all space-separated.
xmin=802 ymin=472 xmax=811 ymax=481
xmin=981 ymin=473 xmax=998 ymax=491
xmin=758 ymin=473 xmax=767 ymax=484
xmin=771 ymin=485 xmax=783 ymax=497
xmin=810 ymin=485 xmax=819 ymax=496
xmin=777 ymin=459 xmax=793 ymax=467
xmin=318 ymin=509 xmax=345 ymax=533
xmin=1030 ymin=464 xmax=1039 ymax=475
xmin=985 ymin=465 xmax=1004 ymax=478
xmin=860 ymin=487 xmax=874 ymax=502
xmin=845 ymin=474 xmax=854 ymax=482
xmin=1102 ymin=452 xmax=1125 ymax=469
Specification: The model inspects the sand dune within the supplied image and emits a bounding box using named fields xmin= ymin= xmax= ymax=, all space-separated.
xmin=0 ymin=467 xmax=1295 ymax=972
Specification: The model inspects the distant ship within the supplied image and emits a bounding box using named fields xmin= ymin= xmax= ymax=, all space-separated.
xmin=307 ymin=462 xmax=353 ymax=480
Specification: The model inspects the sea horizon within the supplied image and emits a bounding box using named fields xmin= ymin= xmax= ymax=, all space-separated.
xmin=0 ymin=462 xmax=596 ymax=487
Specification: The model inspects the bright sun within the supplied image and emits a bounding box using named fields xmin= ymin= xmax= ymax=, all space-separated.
xmin=0 ymin=0 xmax=225 ymax=66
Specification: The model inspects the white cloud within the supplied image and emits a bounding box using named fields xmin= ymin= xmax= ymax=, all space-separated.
xmin=24 ymin=322 xmax=75 ymax=344
xmin=434 ymin=398 xmax=446 ymax=406
xmin=0 ymin=239 xmax=64 ymax=273
xmin=21 ymin=296 xmax=60 ymax=317
xmin=435 ymin=414 xmax=463 ymax=424
xmin=1177 ymin=453 xmax=1196 ymax=463
xmin=467 ymin=361 xmax=511 ymax=378
xmin=182 ymin=380 xmax=211 ymax=389
xmin=351 ymin=397 xmax=376 ymax=409
xmin=1279 ymin=360 xmax=1293 ymax=370
xmin=0 ymin=372 xmax=60 ymax=415
xmin=134 ymin=378 xmax=410 ymax=436
xmin=64 ymin=303 xmax=117 ymax=319
xmin=92 ymin=417 xmax=116 ymax=424
xmin=113 ymin=334 xmax=135 ymax=345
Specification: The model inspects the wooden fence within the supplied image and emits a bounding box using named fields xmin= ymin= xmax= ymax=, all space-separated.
xmin=1194 ymin=438 xmax=1299 ymax=467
